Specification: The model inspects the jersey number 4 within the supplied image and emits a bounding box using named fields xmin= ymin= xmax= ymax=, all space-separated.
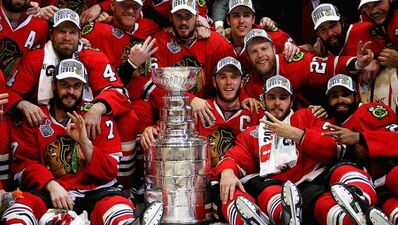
xmin=103 ymin=64 xmax=117 ymax=82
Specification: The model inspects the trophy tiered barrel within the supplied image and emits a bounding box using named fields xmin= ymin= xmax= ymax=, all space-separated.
xmin=145 ymin=67 xmax=211 ymax=225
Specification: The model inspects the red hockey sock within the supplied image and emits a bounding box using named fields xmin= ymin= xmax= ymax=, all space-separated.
xmin=329 ymin=165 xmax=377 ymax=206
xmin=313 ymin=192 xmax=354 ymax=225
xmin=258 ymin=185 xmax=282 ymax=225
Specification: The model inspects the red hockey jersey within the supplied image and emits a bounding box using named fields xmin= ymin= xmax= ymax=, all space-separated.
xmin=215 ymin=108 xmax=340 ymax=184
xmin=0 ymin=10 xmax=48 ymax=78
xmin=6 ymin=46 xmax=129 ymax=116
xmin=11 ymin=103 xmax=122 ymax=191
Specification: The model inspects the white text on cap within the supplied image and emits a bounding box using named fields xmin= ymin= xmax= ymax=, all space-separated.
xmin=215 ymin=56 xmax=244 ymax=75
xmin=265 ymin=75 xmax=293 ymax=94
xmin=326 ymin=74 xmax=355 ymax=95
xmin=52 ymin=9 xmax=81 ymax=29
xmin=171 ymin=0 xmax=197 ymax=14
xmin=56 ymin=59 xmax=87 ymax=83
xmin=312 ymin=3 xmax=340 ymax=30
xmin=228 ymin=0 xmax=255 ymax=14
xmin=358 ymin=0 xmax=380 ymax=9
xmin=244 ymin=29 xmax=273 ymax=50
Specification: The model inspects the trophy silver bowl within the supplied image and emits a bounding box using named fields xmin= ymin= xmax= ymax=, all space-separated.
xmin=151 ymin=67 xmax=201 ymax=94
xmin=146 ymin=67 xmax=211 ymax=225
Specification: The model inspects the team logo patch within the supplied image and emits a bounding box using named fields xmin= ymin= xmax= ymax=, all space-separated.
xmin=167 ymin=40 xmax=181 ymax=54
xmin=112 ymin=27 xmax=124 ymax=39
xmin=291 ymin=52 xmax=304 ymax=62
xmin=197 ymin=0 xmax=205 ymax=7
xmin=45 ymin=136 xmax=84 ymax=178
xmin=81 ymin=102 xmax=93 ymax=112
xmin=81 ymin=22 xmax=95 ymax=35
xmin=368 ymin=105 xmax=388 ymax=119
xmin=272 ymin=26 xmax=279 ymax=32
xmin=40 ymin=119 xmax=54 ymax=138
xmin=209 ymin=127 xmax=236 ymax=167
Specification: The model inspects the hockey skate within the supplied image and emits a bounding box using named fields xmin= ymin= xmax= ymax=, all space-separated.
xmin=331 ymin=183 xmax=368 ymax=225
xmin=235 ymin=196 xmax=270 ymax=225
xmin=366 ymin=207 xmax=392 ymax=225
xmin=126 ymin=201 xmax=164 ymax=225
xmin=281 ymin=181 xmax=302 ymax=225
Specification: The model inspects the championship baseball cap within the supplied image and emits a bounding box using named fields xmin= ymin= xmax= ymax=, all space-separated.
xmin=215 ymin=56 xmax=244 ymax=75
xmin=51 ymin=8 xmax=81 ymax=29
xmin=264 ymin=75 xmax=293 ymax=95
xmin=54 ymin=59 xmax=87 ymax=83
xmin=244 ymin=29 xmax=273 ymax=50
xmin=114 ymin=0 xmax=143 ymax=5
xmin=228 ymin=0 xmax=255 ymax=14
xmin=358 ymin=0 xmax=380 ymax=9
xmin=312 ymin=3 xmax=341 ymax=30
xmin=171 ymin=0 xmax=197 ymax=15
xmin=326 ymin=74 xmax=355 ymax=95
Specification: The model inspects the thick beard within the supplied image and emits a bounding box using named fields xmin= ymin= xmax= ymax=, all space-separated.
xmin=2 ymin=0 xmax=30 ymax=13
xmin=215 ymin=83 xmax=241 ymax=103
xmin=172 ymin=23 xmax=196 ymax=40
xmin=327 ymin=101 xmax=359 ymax=123
xmin=53 ymin=87 xmax=82 ymax=113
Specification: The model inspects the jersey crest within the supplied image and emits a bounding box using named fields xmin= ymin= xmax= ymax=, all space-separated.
xmin=209 ymin=127 xmax=236 ymax=167
xmin=0 ymin=37 xmax=22 ymax=78
xmin=40 ymin=119 xmax=54 ymax=138
xmin=81 ymin=22 xmax=95 ymax=35
xmin=112 ymin=27 xmax=124 ymax=39
xmin=81 ymin=102 xmax=93 ymax=112
xmin=44 ymin=136 xmax=84 ymax=178
xmin=368 ymin=105 xmax=388 ymax=120
xmin=167 ymin=40 xmax=181 ymax=54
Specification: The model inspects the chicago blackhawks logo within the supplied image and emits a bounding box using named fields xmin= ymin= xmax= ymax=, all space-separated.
xmin=368 ymin=105 xmax=388 ymax=120
xmin=44 ymin=136 xmax=84 ymax=178
xmin=0 ymin=37 xmax=21 ymax=78
xmin=209 ymin=127 xmax=236 ymax=167
xmin=174 ymin=56 xmax=205 ymax=94
xmin=291 ymin=52 xmax=304 ymax=62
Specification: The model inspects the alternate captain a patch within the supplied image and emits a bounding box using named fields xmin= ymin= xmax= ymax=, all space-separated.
xmin=368 ymin=105 xmax=388 ymax=120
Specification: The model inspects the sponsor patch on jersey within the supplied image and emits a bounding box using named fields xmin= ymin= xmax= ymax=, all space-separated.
xmin=81 ymin=102 xmax=93 ymax=112
xmin=81 ymin=22 xmax=95 ymax=35
xmin=167 ymin=40 xmax=181 ymax=54
xmin=368 ymin=105 xmax=388 ymax=120
xmin=291 ymin=52 xmax=304 ymax=62
xmin=40 ymin=119 xmax=54 ymax=138
xmin=112 ymin=27 xmax=124 ymax=39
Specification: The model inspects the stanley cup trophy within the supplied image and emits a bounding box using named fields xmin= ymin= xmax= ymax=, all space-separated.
xmin=145 ymin=67 xmax=211 ymax=225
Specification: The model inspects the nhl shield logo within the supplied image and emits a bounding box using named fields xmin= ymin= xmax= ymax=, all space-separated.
xmin=40 ymin=119 xmax=54 ymax=138
xmin=167 ymin=40 xmax=181 ymax=54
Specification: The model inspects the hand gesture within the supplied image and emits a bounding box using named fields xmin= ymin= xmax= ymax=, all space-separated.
xmin=84 ymin=103 xmax=106 ymax=140
xmin=80 ymin=4 xmax=101 ymax=25
xmin=66 ymin=111 xmax=89 ymax=145
xmin=259 ymin=16 xmax=277 ymax=31
xmin=378 ymin=48 xmax=398 ymax=68
xmin=309 ymin=105 xmax=328 ymax=119
xmin=260 ymin=111 xmax=304 ymax=142
xmin=356 ymin=41 xmax=374 ymax=69
xmin=322 ymin=124 xmax=360 ymax=145
xmin=283 ymin=42 xmax=301 ymax=62
xmin=220 ymin=169 xmax=245 ymax=204
xmin=129 ymin=36 xmax=158 ymax=67
xmin=96 ymin=11 xmax=112 ymax=24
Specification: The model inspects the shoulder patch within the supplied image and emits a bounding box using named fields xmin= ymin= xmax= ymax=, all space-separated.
xmin=112 ymin=27 xmax=124 ymax=39
xmin=81 ymin=102 xmax=93 ymax=112
xmin=197 ymin=0 xmax=205 ymax=7
xmin=82 ymin=22 xmax=95 ymax=35
xmin=291 ymin=52 xmax=305 ymax=62
xmin=40 ymin=119 xmax=54 ymax=138
xmin=271 ymin=26 xmax=279 ymax=32
xmin=367 ymin=105 xmax=389 ymax=120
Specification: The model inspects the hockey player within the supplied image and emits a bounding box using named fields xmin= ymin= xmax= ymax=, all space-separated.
xmin=5 ymin=9 xmax=139 ymax=189
xmin=241 ymin=28 xmax=374 ymax=107
xmin=0 ymin=0 xmax=48 ymax=78
xmin=216 ymin=75 xmax=383 ymax=225
xmin=2 ymin=59 xmax=164 ymax=225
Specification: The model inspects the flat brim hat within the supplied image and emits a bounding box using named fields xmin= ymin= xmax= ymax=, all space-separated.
xmin=244 ymin=29 xmax=273 ymax=50
xmin=228 ymin=0 xmax=255 ymax=14
xmin=171 ymin=0 xmax=197 ymax=14
xmin=264 ymin=75 xmax=293 ymax=95
xmin=51 ymin=8 xmax=81 ymax=29
xmin=326 ymin=74 xmax=355 ymax=95
xmin=114 ymin=0 xmax=143 ymax=5
xmin=215 ymin=56 xmax=244 ymax=75
xmin=312 ymin=3 xmax=341 ymax=30
xmin=358 ymin=0 xmax=381 ymax=9
xmin=55 ymin=59 xmax=87 ymax=83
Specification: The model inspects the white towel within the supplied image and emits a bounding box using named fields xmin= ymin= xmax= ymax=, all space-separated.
xmin=258 ymin=110 xmax=297 ymax=177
